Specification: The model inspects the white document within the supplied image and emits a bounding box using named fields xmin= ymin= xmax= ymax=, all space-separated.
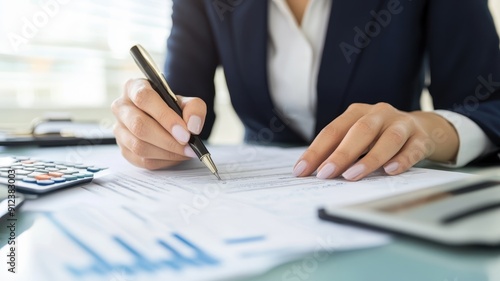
xmin=4 ymin=145 xmax=473 ymax=281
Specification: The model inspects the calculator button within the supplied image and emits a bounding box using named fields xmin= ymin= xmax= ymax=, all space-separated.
xmin=0 ymin=173 xmax=10 ymax=178
xmin=61 ymin=169 xmax=78 ymax=174
xmin=21 ymin=160 xmax=35 ymax=164
xmin=74 ymin=173 xmax=87 ymax=179
xmin=51 ymin=177 xmax=66 ymax=183
xmin=36 ymin=180 xmax=55 ymax=185
xmin=28 ymin=172 xmax=44 ymax=178
xmin=87 ymin=167 xmax=101 ymax=173
xmin=35 ymin=174 xmax=52 ymax=181
xmin=35 ymin=169 xmax=50 ymax=173
xmin=63 ymin=175 xmax=77 ymax=181
xmin=48 ymin=172 xmax=64 ymax=177
xmin=47 ymin=168 xmax=59 ymax=172
xmin=24 ymin=168 xmax=36 ymax=171
xmin=56 ymin=165 xmax=67 ymax=170
xmin=22 ymin=177 xmax=37 ymax=183
xmin=14 ymin=170 xmax=32 ymax=176
xmin=80 ymin=172 xmax=93 ymax=178
xmin=0 ymin=168 xmax=10 ymax=172
xmin=44 ymin=163 xmax=56 ymax=168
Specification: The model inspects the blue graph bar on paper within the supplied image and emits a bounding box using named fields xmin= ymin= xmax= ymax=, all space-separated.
xmin=224 ymin=236 xmax=266 ymax=245
xmin=45 ymin=213 xmax=220 ymax=278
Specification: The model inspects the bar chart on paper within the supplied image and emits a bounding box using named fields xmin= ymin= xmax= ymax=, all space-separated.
xmin=46 ymin=213 xmax=219 ymax=277
xmin=30 ymin=206 xmax=255 ymax=281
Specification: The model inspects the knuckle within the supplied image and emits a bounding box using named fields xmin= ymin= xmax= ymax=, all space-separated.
xmin=140 ymin=158 xmax=158 ymax=170
xmin=183 ymin=97 xmax=207 ymax=115
xmin=129 ymin=138 xmax=147 ymax=157
xmin=193 ymin=97 xmax=207 ymax=111
xmin=374 ymin=102 xmax=392 ymax=110
xmin=386 ymin=127 xmax=407 ymax=145
xmin=416 ymin=136 xmax=436 ymax=156
xmin=111 ymin=98 xmax=123 ymax=114
xmin=302 ymin=147 xmax=322 ymax=162
xmin=347 ymin=103 xmax=363 ymax=112
xmin=319 ymin=124 xmax=340 ymax=139
xmin=165 ymin=138 xmax=180 ymax=153
xmin=156 ymin=109 xmax=171 ymax=125
xmin=406 ymin=144 xmax=427 ymax=164
xmin=124 ymin=78 xmax=135 ymax=91
xmin=400 ymin=115 xmax=417 ymax=128
xmin=353 ymin=119 xmax=376 ymax=135
xmin=332 ymin=150 xmax=351 ymax=163
xmin=365 ymin=153 xmax=383 ymax=167
xmin=129 ymin=115 xmax=146 ymax=137
xmin=131 ymin=87 xmax=150 ymax=108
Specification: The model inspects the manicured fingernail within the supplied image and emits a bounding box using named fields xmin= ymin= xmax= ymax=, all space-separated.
xmin=172 ymin=125 xmax=190 ymax=143
xmin=317 ymin=163 xmax=336 ymax=179
xmin=343 ymin=164 xmax=366 ymax=180
xmin=384 ymin=162 xmax=399 ymax=174
xmin=184 ymin=146 xmax=197 ymax=158
xmin=187 ymin=116 xmax=202 ymax=135
xmin=293 ymin=160 xmax=308 ymax=177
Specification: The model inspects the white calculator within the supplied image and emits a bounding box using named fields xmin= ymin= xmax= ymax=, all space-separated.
xmin=0 ymin=156 xmax=107 ymax=194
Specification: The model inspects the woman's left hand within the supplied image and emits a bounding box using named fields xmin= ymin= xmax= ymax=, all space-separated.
xmin=293 ymin=103 xmax=459 ymax=181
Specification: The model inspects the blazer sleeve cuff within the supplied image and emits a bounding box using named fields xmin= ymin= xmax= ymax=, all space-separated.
xmin=433 ymin=110 xmax=497 ymax=167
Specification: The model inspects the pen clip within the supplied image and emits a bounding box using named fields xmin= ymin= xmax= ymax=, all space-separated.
xmin=130 ymin=44 xmax=178 ymax=103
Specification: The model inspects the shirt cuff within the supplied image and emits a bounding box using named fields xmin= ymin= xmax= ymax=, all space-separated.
xmin=433 ymin=110 xmax=497 ymax=167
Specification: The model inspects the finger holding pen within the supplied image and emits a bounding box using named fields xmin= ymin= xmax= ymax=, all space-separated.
xmin=111 ymin=78 xmax=208 ymax=169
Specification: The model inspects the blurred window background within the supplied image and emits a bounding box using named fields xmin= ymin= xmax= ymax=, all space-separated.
xmin=0 ymin=1 xmax=499 ymax=144
xmin=0 ymin=0 xmax=176 ymax=135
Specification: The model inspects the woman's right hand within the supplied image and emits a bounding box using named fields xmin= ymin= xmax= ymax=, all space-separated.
xmin=111 ymin=78 xmax=207 ymax=169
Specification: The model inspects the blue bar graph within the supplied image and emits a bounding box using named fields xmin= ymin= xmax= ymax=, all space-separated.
xmin=45 ymin=213 xmax=220 ymax=278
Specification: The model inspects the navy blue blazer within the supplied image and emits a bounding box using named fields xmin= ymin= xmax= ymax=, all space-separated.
xmin=164 ymin=0 xmax=500 ymax=158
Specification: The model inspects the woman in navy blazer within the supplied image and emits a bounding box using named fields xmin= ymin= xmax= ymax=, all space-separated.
xmin=112 ymin=0 xmax=500 ymax=181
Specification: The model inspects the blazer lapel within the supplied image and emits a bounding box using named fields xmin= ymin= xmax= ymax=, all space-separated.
xmin=228 ymin=1 xmax=275 ymax=115
xmin=315 ymin=0 xmax=386 ymax=134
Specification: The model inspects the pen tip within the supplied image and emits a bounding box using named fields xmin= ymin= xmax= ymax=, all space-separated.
xmin=215 ymin=172 xmax=221 ymax=181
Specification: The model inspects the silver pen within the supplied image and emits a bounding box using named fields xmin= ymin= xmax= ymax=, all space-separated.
xmin=130 ymin=44 xmax=221 ymax=180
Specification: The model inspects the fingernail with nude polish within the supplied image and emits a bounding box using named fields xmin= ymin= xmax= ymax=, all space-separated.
xmin=293 ymin=160 xmax=308 ymax=177
xmin=384 ymin=162 xmax=399 ymax=174
xmin=316 ymin=163 xmax=336 ymax=179
xmin=172 ymin=125 xmax=190 ymax=143
xmin=187 ymin=116 xmax=202 ymax=135
xmin=342 ymin=164 xmax=366 ymax=180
